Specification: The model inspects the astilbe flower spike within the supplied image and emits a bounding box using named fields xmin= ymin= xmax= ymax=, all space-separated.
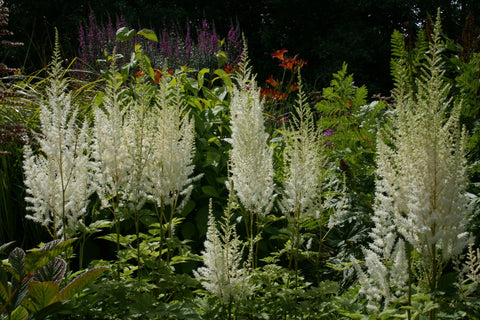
xmin=354 ymin=11 xmax=473 ymax=313
xmin=387 ymin=12 xmax=471 ymax=282
xmin=23 ymin=34 xmax=93 ymax=239
xmin=91 ymin=62 xmax=132 ymax=209
xmin=281 ymin=75 xmax=326 ymax=219
xmin=144 ymin=69 xmax=198 ymax=209
xmin=194 ymin=200 xmax=251 ymax=305
xmin=228 ymin=45 xmax=276 ymax=216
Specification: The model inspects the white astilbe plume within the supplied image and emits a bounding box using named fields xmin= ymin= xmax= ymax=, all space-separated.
xmin=371 ymin=11 xmax=471 ymax=295
xmin=23 ymin=35 xmax=93 ymax=239
xmin=387 ymin=14 xmax=470 ymax=266
xmin=121 ymin=78 xmax=156 ymax=211
xmin=144 ymin=71 xmax=198 ymax=209
xmin=351 ymin=182 xmax=409 ymax=311
xmin=194 ymin=200 xmax=251 ymax=304
xmin=281 ymin=76 xmax=325 ymax=218
xmin=228 ymin=48 xmax=276 ymax=215
xmin=91 ymin=63 xmax=132 ymax=209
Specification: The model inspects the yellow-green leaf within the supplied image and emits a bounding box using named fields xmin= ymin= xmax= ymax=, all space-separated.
xmin=27 ymin=281 xmax=59 ymax=310
xmin=54 ymin=266 xmax=108 ymax=302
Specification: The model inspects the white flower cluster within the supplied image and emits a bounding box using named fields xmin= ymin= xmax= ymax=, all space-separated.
xmin=381 ymin=17 xmax=471 ymax=265
xmin=194 ymin=201 xmax=250 ymax=304
xmin=227 ymin=55 xmax=275 ymax=216
xmin=24 ymin=55 xmax=197 ymax=238
xmin=91 ymin=67 xmax=132 ymax=209
xmin=281 ymin=81 xmax=325 ymax=218
xmin=144 ymin=74 xmax=197 ymax=209
xmin=354 ymin=13 xmax=473 ymax=310
xmin=23 ymin=42 xmax=93 ymax=238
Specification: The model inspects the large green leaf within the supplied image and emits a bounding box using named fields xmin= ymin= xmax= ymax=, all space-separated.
xmin=116 ymin=27 xmax=135 ymax=41
xmin=53 ymin=266 xmax=108 ymax=302
xmin=9 ymin=305 xmax=28 ymax=320
xmin=137 ymin=29 xmax=158 ymax=42
xmin=33 ymin=258 xmax=66 ymax=284
xmin=25 ymin=281 xmax=59 ymax=311
xmin=25 ymin=239 xmax=75 ymax=275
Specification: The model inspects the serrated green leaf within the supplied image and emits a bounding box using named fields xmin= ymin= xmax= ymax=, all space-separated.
xmin=54 ymin=266 xmax=108 ymax=302
xmin=27 ymin=281 xmax=59 ymax=310
xmin=137 ymin=29 xmax=158 ymax=42
xmin=116 ymin=27 xmax=135 ymax=41
xmin=88 ymin=220 xmax=114 ymax=230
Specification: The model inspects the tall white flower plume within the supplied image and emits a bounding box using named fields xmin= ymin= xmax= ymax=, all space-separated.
xmin=228 ymin=49 xmax=276 ymax=216
xmin=23 ymin=35 xmax=93 ymax=239
xmin=91 ymin=63 xmax=132 ymax=209
xmin=368 ymin=11 xmax=472 ymax=299
xmin=144 ymin=71 xmax=197 ymax=209
xmin=281 ymin=77 xmax=325 ymax=218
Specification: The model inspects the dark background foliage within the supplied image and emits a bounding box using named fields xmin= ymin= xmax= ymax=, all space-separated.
xmin=5 ymin=0 xmax=480 ymax=95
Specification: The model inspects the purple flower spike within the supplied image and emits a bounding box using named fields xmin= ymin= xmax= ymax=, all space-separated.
xmin=323 ymin=128 xmax=333 ymax=137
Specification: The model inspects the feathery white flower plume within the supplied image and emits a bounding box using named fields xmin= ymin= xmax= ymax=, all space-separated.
xmin=281 ymin=77 xmax=325 ymax=218
xmin=91 ymin=64 xmax=132 ymax=209
xmin=23 ymin=35 xmax=93 ymax=239
xmin=194 ymin=200 xmax=251 ymax=304
xmin=227 ymin=49 xmax=276 ymax=215
xmin=145 ymin=71 xmax=197 ymax=209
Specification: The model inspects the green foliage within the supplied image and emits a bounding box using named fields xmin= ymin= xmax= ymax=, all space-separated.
xmin=0 ymin=239 xmax=108 ymax=320
xmin=315 ymin=63 xmax=386 ymax=217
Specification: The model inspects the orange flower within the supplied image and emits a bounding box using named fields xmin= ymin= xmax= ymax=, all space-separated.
xmin=266 ymin=75 xmax=280 ymax=88
xmin=279 ymin=55 xmax=307 ymax=71
xmin=134 ymin=70 xmax=143 ymax=77
xmin=271 ymin=48 xmax=288 ymax=60
xmin=224 ymin=64 xmax=233 ymax=73
xmin=279 ymin=57 xmax=296 ymax=70
xmin=260 ymin=87 xmax=273 ymax=98
xmin=287 ymin=82 xmax=299 ymax=92
xmin=278 ymin=92 xmax=288 ymax=100
xmin=153 ymin=68 xmax=174 ymax=83
xmin=154 ymin=68 xmax=162 ymax=83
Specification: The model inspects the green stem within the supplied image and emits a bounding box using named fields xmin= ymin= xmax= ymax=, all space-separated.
xmin=134 ymin=208 xmax=141 ymax=277
xmin=155 ymin=201 xmax=165 ymax=270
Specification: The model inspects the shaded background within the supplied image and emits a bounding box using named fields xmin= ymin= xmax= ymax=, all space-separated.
xmin=5 ymin=0 xmax=480 ymax=95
